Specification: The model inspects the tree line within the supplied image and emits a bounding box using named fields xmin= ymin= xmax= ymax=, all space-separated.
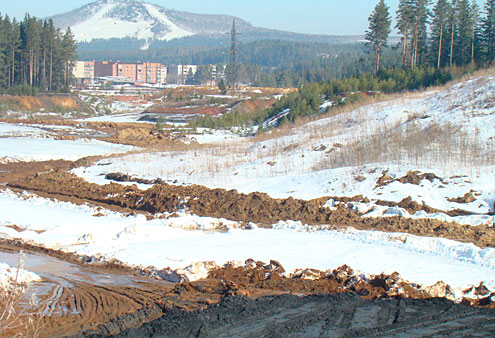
xmin=366 ymin=0 xmax=495 ymax=74
xmin=0 ymin=13 xmax=77 ymax=94
xmin=189 ymin=66 xmax=454 ymax=129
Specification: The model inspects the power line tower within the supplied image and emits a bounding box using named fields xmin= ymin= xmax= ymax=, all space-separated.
xmin=229 ymin=19 xmax=238 ymax=96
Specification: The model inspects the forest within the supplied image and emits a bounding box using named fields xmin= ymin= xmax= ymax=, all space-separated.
xmin=190 ymin=0 xmax=495 ymax=129
xmin=0 ymin=14 xmax=78 ymax=94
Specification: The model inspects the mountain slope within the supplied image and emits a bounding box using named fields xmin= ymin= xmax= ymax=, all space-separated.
xmin=48 ymin=0 xmax=362 ymax=46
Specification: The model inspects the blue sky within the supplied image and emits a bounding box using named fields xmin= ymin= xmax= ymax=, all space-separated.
xmin=1 ymin=0 xmax=486 ymax=36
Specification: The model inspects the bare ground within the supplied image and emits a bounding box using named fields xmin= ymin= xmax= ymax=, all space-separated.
xmin=8 ymin=170 xmax=495 ymax=248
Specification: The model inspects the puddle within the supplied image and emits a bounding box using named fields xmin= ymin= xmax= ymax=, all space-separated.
xmin=0 ymin=249 xmax=158 ymax=295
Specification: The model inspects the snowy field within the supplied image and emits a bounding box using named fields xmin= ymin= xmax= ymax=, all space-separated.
xmin=0 ymin=188 xmax=494 ymax=300
xmin=0 ymin=122 xmax=137 ymax=162
xmin=0 ymin=137 xmax=136 ymax=163
xmin=73 ymin=75 xmax=495 ymax=224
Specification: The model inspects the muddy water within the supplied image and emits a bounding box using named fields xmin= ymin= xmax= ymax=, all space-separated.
xmin=0 ymin=248 xmax=167 ymax=316
xmin=0 ymin=249 xmax=146 ymax=289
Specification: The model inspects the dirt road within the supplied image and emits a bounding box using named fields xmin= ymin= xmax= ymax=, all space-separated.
xmin=78 ymin=293 xmax=495 ymax=338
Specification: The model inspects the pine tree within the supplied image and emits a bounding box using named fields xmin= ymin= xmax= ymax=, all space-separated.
xmin=431 ymin=0 xmax=451 ymax=68
xmin=455 ymin=0 xmax=474 ymax=65
xmin=0 ymin=14 xmax=6 ymax=88
xmin=471 ymin=1 xmax=482 ymax=63
xmin=61 ymin=27 xmax=77 ymax=90
xmin=20 ymin=14 xmax=41 ymax=87
xmin=396 ymin=0 xmax=414 ymax=67
xmin=482 ymin=0 xmax=495 ymax=63
xmin=409 ymin=0 xmax=432 ymax=68
xmin=448 ymin=0 xmax=459 ymax=66
xmin=365 ymin=0 xmax=392 ymax=75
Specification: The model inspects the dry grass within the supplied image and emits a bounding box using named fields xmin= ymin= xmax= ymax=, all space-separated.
xmin=0 ymin=252 xmax=42 ymax=338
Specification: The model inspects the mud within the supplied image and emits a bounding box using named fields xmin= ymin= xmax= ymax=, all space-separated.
xmin=375 ymin=170 xmax=446 ymax=188
xmin=0 ymin=246 xmax=174 ymax=338
xmin=0 ymin=118 xmax=187 ymax=148
xmin=9 ymin=170 xmax=495 ymax=248
xmin=0 ymin=156 xmax=100 ymax=183
xmin=76 ymin=294 xmax=495 ymax=338
xmin=2 ymin=240 xmax=495 ymax=338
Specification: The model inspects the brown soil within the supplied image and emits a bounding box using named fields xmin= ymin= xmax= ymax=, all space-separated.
xmin=0 ymin=94 xmax=88 ymax=112
xmin=448 ymin=191 xmax=477 ymax=204
xmin=71 ymin=259 xmax=495 ymax=338
xmin=375 ymin=170 xmax=446 ymax=188
xmin=0 ymin=118 xmax=187 ymax=148
xmin=153 ymin=86 xmax=295 ymax=101
xmin=144 ymin=105 xmax=224 ymax=116
xmin=0 ymin=157 xmax=100 ymax=183
xmin=8 ymin=170 xmax=495 ymax=248
xmin=231 ymin=99 xmax=277 ymax=113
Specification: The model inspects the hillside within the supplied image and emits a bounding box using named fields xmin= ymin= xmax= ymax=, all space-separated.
xmin=48 ymin=0 xmax=363 ymax=49
xmin=0 ymin=70 xmax=495 ymax=336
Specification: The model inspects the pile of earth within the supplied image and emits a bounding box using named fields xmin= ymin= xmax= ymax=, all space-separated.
xmin=0 ymin=94 xmax=87 ymax=112
xmin=8 ymin=170 xmax=495 ymax=248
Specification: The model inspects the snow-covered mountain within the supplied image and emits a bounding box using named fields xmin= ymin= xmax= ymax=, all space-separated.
xmin=48 ymin=0 xmax=362 ymax=45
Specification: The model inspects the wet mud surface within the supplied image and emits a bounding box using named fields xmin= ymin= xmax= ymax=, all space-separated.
xmin=0 ymin=247 xmax=174 ymax=338
xmin=8 ymin=170 xmax=495 ymax=248
xmin=85 ymin=294 xmax=495 ymax=338
xmin=3 ymin=158 xmax=495 ymax=337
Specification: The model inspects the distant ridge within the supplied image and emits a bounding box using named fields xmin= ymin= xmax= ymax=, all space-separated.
xmin=48 ymin=0 xmax=363 ymax=48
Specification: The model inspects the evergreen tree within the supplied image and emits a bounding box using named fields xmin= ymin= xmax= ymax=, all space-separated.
xmin=61 ymin=27 xmax=77 ymax=90
xmin=20 ymin=14 xmax=41 ymax=87
xmin=0 ymin=13 xmax=77 ymax=93
xmin=454 ymin=0 xmax=474 ymax=65
xmin=482 ymin=0 xmax=495 ymax=63
xmin=448 ymin=0 xmax=459 ymax=66
xmin=396 ymin=0 xmax=414 ymax=67
xmin=410 ymin=0 xmax=432 ymax=68
xmin=365 ymin=0 xmax=392 ymax=75
xmin=0 ymin=14 xmax=6 ymax=88
xmin=430 ymin=0 xmax=451 ymax=68
xmin=471 ymin=1 xmax=482 ymax=63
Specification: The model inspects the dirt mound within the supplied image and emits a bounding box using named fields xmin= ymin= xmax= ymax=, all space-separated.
xmin=231 ymin=99 xmax=277 ymax=113
xmin=144 ymin=105 xmax=224 ymax=116
xmin=8 ymin=171 xmax=495 ymax=248
xmin=0 ymin=157 xmax=100 ymax=184
xmin=0 ymin=94 xmax=85 ymax=112
xmin=448 ymin=191 xmax=477 ymax=204
xmin=376 ymin=170 xmax=445 ymax=188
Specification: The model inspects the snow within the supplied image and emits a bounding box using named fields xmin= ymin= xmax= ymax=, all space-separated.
xmin=82 ymin=112 xmax=151 ymax=124
xmin=71 ymin=2 xmax=193 ymax=43
xmin=143 ymin=4 xmax=194 ymax=41
xmin=0 ymin=189 xmax=494 ymax=296
xmin=0 ymin=261 xmax=41 ymax=290
xmin=0 ymin=123 xmax=47 ymax=138
xmin=0 ymin=137 xmax=136 ymax=163
xmin=74 ymin=74 xmax=495 ymax=224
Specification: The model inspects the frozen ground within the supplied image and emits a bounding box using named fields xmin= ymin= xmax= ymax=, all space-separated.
xmin=0 ymin=121 xmax=138 ymax=163
xmin=0 ymin=189 xmax=494 ymax=300
xmin=73 ymin=75 xmax=495 ymax=224
xmin=0 ymin=137 xmax=136 ymax=163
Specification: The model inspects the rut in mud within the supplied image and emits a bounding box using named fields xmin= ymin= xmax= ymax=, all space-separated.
xmin=76 ymin=294 xmax=495 ymax=338
xmin=8 ymin=170 xmax=495 ymax=248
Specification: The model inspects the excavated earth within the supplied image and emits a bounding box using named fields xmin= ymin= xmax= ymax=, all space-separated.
xmin=3 ymin=160 xmax=495 ymax=337
xmin=8 ymin=170 xmax=495 ymax=248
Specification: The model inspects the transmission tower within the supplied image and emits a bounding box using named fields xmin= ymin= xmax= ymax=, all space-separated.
xmin=230 ymin=19 xmax=238 ymax=96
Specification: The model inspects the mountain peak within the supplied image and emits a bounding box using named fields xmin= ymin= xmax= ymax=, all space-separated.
xmin=48 ymin=1 xmax=362 ymax=48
